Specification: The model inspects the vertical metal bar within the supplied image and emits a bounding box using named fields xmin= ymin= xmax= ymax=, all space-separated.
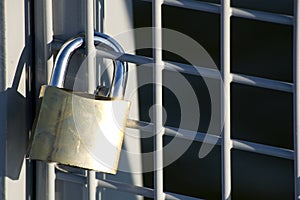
xmin=42 ymin=0 xmax=56 ymax=199
xmin=0 ymin=0 xmax=5 ymax=92
xmin=153 ymin=0 xmax=164 ymax=200
xmin=294 ymin=0 xmax=300 ymax=199
xmin=46 ymin=164 xmax=56 ymax=200
xmin=44 ymin=0 xmax=54 ymax=83
xmin=86 ymin=0 xmax=97 ymax=200
xmin=95 ymin=0 xmax=103 ymax=33
xmin=86 ymin=0 xmax=96 ymax=94
xmin=94 ymin=0 xmax=103 ymax=93
xmin=87 ymin=171 xmax=96 ymax=200
xmin=221 ymin=0 xmax=232 ymax=200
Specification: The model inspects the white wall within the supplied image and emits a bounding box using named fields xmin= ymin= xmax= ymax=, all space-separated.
xmin=0 ymin=0 xmax=34 ymax=199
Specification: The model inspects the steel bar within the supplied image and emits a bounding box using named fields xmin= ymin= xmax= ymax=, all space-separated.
xmin=232 ymin=73 xmax=293 ymax=93
xmin=56 ymin=170 xmax=87 ymax=185
xmin=164 ymin=126 xmax=221 ymax=145
xmin=85 ymin=0 xmax=97 ymax=199
xmin=86 ymin=0 xmax=96 ymax=94
xmin=163 ymin=0 xmax=220 ymax=14
xmin=46 ymin=163 xmax=56 ymax=200
xmin=165 ymin=192 xmax=203 ymax=200
xmin=232 ymin=139 xmax=294 ymax=160
xmin=96 ymin=48 xmax=153 ymax=66
xmin=98 ymin=179 xmax=154 ymax=198
xmin=232 ymin=7 xmax=293 ymax=25
xmin=56 ymin=171 xmax=203 ymax=199
xmin=153 ymin=0 xmax=165 ymax=199
xmin=146 ymin=0 xmax=293 ymax=25
xmin=95 ymin=48 xmax=293 ymax=93
xmin=294 ymin=0 xmax=300 ymax=199
xmin=164 ymin=61 xmax=222 ymax=80
xmin=221 ymin=0 xmax=232 ymax=199
xmin=127 ymin=119 xmax=294 ymax=159
xmin=97 ymin=179 xmax=203 ymax=200
xmin=42 ymin=0 xmax=55 ymax=199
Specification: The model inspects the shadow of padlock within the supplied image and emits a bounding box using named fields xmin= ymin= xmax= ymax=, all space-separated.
xmin=27 ymin=33 xmax=130 ymax=174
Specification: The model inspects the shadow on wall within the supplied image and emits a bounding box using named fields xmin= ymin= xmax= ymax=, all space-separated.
xmin=0 ymin=2 xmax=34 ymax=200
xmin=5 ymin=46 xmax=31 ymax=180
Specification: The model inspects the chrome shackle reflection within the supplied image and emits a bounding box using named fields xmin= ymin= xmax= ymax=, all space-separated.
xmin=51 ymin=32 xmax=128 ymax=98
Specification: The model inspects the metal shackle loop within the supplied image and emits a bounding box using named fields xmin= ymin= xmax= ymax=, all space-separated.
xmin=50 ymin=32 xmax=128 ymax=99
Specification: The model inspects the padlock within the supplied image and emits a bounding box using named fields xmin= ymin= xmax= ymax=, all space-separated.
xmin=27 ymin=33 xmax=130 ymax=174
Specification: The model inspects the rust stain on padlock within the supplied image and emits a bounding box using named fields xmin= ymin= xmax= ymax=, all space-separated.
xmin=28 ymin=85 xmax=130 ymax=174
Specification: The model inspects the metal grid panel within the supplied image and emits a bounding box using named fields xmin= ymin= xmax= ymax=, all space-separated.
xmin=43 ymin=0 xmax=299 ymax=199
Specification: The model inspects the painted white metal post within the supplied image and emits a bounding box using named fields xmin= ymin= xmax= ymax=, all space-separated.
xmin=43 ymin=0 xmax=56 ymax=199
xmin=153 ymin=1 xmax=164 ymax=200
xmin=45 ymin=164 xmax=56 ymax=200
xmin=86 ymin=0 xmax=97 ymax=200
xmin=86 ymin=0 xmax=96 ymax=94
xmin=221 ymin=0 xmax=232 ymax=200
xmin=294 ymin=0 xmax=300 ymax=199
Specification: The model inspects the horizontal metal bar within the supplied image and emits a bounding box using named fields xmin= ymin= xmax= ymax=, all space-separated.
xmin=96 ymin=48 xmax=153 ymax=66
xmin=97 ymin=48 xmax=293 ymax=92
xmin=163 ymin=0 xmax=220 ymax=14
xmin=56 ymin=169 xmax=203 ymax=199
xmin=126 ymin=119 xmax=154 ymax=132
xmin=142 ymin=0 xmax=293 ymax=25
xmin=164 ymin=62 xmax=294 ymax=93
xmin=167 ymin=127 xmax=294 ymax=160
xmin=232 ymin=7 xmax=293 ymax=25
xmin=165 ymin=62 xmax=293 ymax=92
xmin=98 ymin=179 xmax=154 ymax=198
xmin=98 ymin=179 xmax=203 ymax=200
xmin=232 ymin=73 xmax=293 ymax=93
xmin=51 ymin=46 xmax=290 ymax=93
xmin=56 ymin=170 xmax=87 ymax=185
xmin=165 ymin=192 xmax=203 ymax=200
xmin=232 ymin=139 xmax=294 ymax=160
xmin=164 ymin=61 xmax=222 ymax=80
xmin=126 ymin=119 xmax=294 ymax=160
xmin=96 ymin=48 xmax=221 ymax=79
xmin=164 ymin=125 xmax=221 ymax=145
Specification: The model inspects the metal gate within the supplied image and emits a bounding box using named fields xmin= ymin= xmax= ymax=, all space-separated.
xmin=25 ymin=0 xmax=300 ymax=200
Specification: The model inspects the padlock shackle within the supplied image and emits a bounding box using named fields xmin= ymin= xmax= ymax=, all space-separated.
xmin=50 ymin=33 xmax=128 ymax=99
xmin=50 ymin=37 xmax=83 ymax=88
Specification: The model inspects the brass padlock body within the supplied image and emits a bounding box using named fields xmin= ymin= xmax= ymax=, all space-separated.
xmin=28 ymin=85 xmax=130 ymax=174
xmin=28 ymin=33 xmax=129 ymax=173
